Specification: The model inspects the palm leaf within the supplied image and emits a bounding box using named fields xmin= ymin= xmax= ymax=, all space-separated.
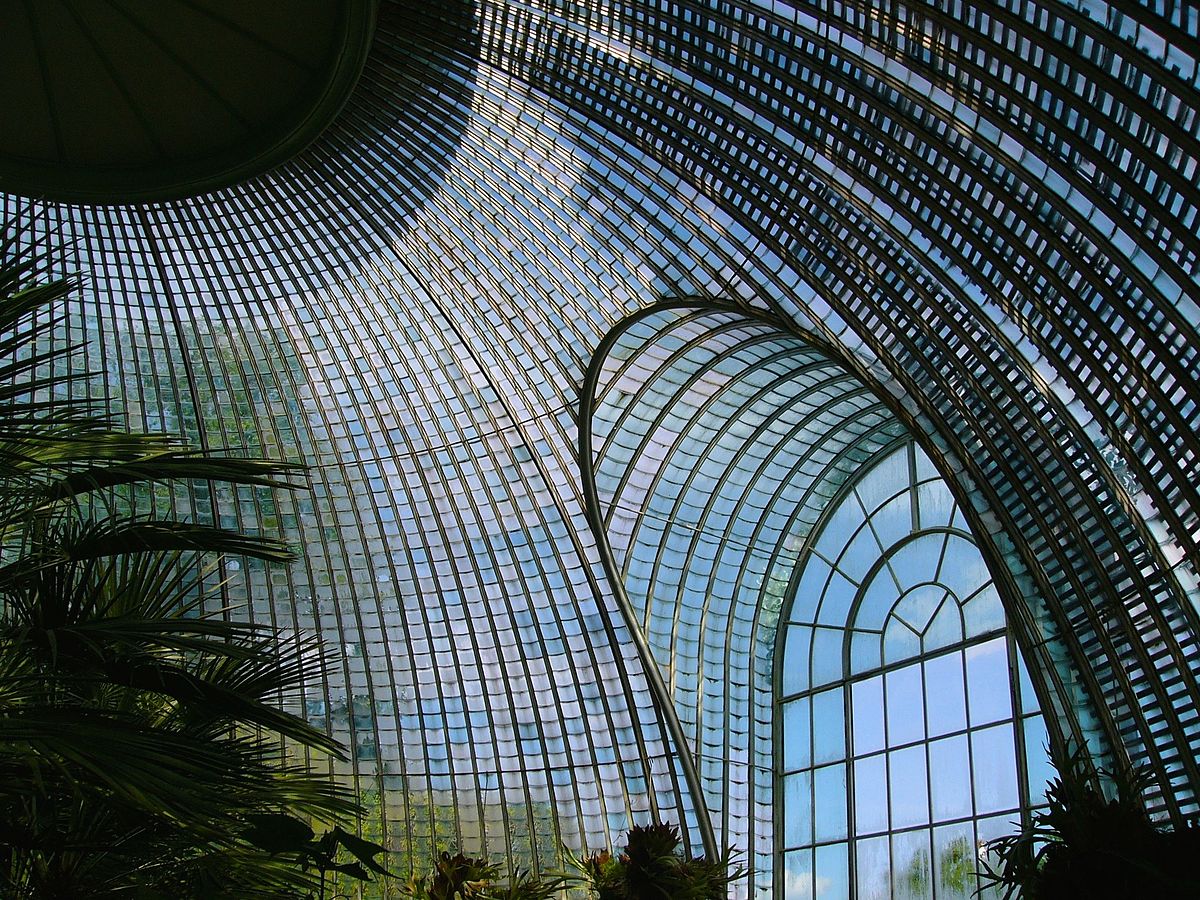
xmin=44 ymin=450 xmax=307 ymax=499
xmin=0 ymin=518 xmax=292 ymax=593
xmin=0 ymin=244 xmax=373 ymax=896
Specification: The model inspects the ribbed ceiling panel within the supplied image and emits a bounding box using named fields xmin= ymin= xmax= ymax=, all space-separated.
xmin=2 ymin=0 xmax=1198 ymax=887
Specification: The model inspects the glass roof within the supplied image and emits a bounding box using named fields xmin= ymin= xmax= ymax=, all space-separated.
xmin=2 ymin=0 xmax=1199 ymax=890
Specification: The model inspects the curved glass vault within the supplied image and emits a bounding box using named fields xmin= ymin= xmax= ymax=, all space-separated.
xmin=3 ymin=0 xmax=1200 ymax=896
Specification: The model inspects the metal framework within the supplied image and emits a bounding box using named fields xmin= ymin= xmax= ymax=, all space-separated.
xmin=3 ymin=0 xmax=1198 ymax=896
xmin=775 ymin=439 xmax=1050 ymax=898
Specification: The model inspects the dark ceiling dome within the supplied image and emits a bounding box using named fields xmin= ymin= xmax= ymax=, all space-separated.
xmin=0 ymin=0 xmax=377 ymax=203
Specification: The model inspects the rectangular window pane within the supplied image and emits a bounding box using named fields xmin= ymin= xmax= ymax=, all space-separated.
xmin=782 ymin=625 xmax=812 ymax=695
xmin=886 ymin=662 xmax=925 ymax=746
xmin=932 ymin=821 xmax=977 ymax=900
xmin=888 ymin=744 xmax=930 ymax=828
xmin=815 ymin=842 xmax=849 ymax=899
xmin=966 ymin=638 xmax=1013 ymax=726
xmin=782 ymin=848 xmax=813 ymax=899
xmin=854 ymin=753 xmax=889 ymax=835
xmin=891 ymin=829 xmax=932 ymax=900
xmin=929 ymin=733 xmax=973 ymax=821
xmin=856 ymin=834 xmax=891 ymax=900
xmin=782 ymin=697 xmax=811 ymax=772
xmin=1023 ymin=715 xmax=1055 ymax=806
xmin=852 ymin=675 xmax=885 ymax=755
xmin=783 ymin=771 xmax=813 ymax=848
xmin=812 ymin=686 xmax=846 ymax=764
xmin=813 ymin=763 xmax=848 ymax=842
xmin=971 ymin=723 xmax=1019 ymax=814
xmin=925 ymin=650 xmax=967 ymax=737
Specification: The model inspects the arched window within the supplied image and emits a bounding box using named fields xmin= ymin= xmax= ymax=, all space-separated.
xmin=777 ymin=442 xmax=1053 ymax=899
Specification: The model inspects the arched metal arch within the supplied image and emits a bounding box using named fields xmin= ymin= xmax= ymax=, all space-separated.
xmin=578 ymin=299 xmax=1091 ymax=886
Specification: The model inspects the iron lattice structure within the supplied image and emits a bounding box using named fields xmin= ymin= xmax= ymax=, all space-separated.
xmin=3 ymin=0 xmax=1198 ymax=895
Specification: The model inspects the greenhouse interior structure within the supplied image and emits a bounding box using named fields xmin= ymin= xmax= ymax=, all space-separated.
xmin=1 ymin=0 xmax=1198 ymax=897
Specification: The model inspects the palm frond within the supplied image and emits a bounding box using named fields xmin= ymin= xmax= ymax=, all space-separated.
xmin=0 ymin=275 xmax=77 ymax=336
xmin=45 ymin=449 xmax=308 ymax=498
xmin=0 ymin=518 xmax=291 ymax=592
xmin=0 ymin=247 xmax=370 ymax=897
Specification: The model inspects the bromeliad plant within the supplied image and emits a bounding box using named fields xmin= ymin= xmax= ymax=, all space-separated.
xmin=0 ymin=244 xmax=383 ymax=895
xmin=571 ymin=822 xmax=744 ymax=900
xmin=397 ymin=850 xmax=570 ymax=900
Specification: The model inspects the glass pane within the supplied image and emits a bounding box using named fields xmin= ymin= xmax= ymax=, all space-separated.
xmin=917 ymin=479 xmax=954 ymax=529
xmin=886 ymin=662 xmax=925 ymax=746
xmin=976 ymin=814 xmax=1017 ymax=899
xmin=814 ymin=498 xmax=866 ymax=559
xmin=852 ymin=675 xmax=886 ymax=755
xmin=851 ymin=628 xmax=883 ymax=672
xmin=888 ymin=744 xmax=930 ymax=828
xmin=856 ymin=835 xmax=892 ymax=900
xmin=855 ymin=446 xmax=909 ymax=511
xmin=814 ymin=842 xmax=849 ymax=899
xmin=884 ymin=617 xmax=922 ymax=663
xmin=781 ymin=697 xmax=811 ymax=772
xmin=792 ymin=557 xmax=832 ymax=624
xmin=854 ymin=753 xmax=889 ymax=835
xmin=837 ymin=522 xmax=880 ymax=583
xmin=781 ymin=624 xmax=812 ymax=695
xmin=1016 ymin=650 xmax=1039 ymax=714
xmin=892 ymin=584 xmax=945 ymax=635
xmin=811 ymin=686 xmax=846 ymax=765
xmin=971 ymin=724 xmax=1020 ymax=814
xmin=937 ymin=535 xmax=990 ymax=602
xmin=816 ymin=570 xmax=858 ymax=626
xmin=914 ymin=445 xmax=937 ymax=481
xmin=891 ymin=829 xmax=932 ymax=900
xmin=811 ymin=625 xmax=845 ymax=688
xmin=867 ymin=491 xmax=913 ymax=550
xmin=966 ymin=638 xmax=1013 ymax=726
xmin=929 ymin=734 xmax=973 ymax=821
xmin=888 ymin=532 xmax=945 ymax=592
xmin=924 ymin=651 xmax=967 ymax=737
xmin=855 ymin=570 xmax=898 ymax=631
xmin=783 ymin=771 xmax=813 ymax=848
xmin=782 ymin=848 xmax=813 ymax=899
xmin=962 ymin=584 xmax=1006 ymax=637
xmin=933 ymin=821 xmax=977 ymax=899
xmin=813 ymin=763 xmax=848 ymax=842
xmin=924 ymin=598 xmax=964 ymax=652
xmin=1023 ymin=715 xmax=1056 ymax=805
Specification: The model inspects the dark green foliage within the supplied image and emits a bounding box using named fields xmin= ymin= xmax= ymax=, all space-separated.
xmin=241 ymin=814 xmax=392 ymax=892
xmin=574 ymin=850 xmax=623 ymax=900
xmin=397 ymin=850 xmax=569 ymax=900
xmin=570 ymin=821 xmax=744 ymax=900
xmin=402 ymin=851 xmax=499 ymax=899
xmin=0 ymin=251 xmax=384 ymax=895
xmin=485 ymin=867 xmax=572 ymax=900
xmin=982 ymin=748 xmax=1200 ymax=899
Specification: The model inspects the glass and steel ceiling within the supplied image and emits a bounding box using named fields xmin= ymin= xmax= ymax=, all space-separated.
xmin=2 ymin=0 xmax=1198 ymax=894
